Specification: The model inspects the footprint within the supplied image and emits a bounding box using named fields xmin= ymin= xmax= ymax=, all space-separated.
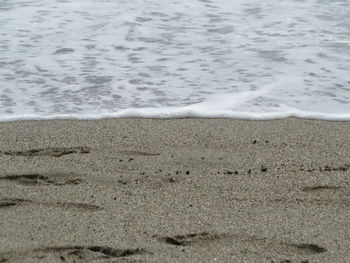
xmin=292 ymin=243 xmax=327 ymax=254
xmin=0 ymin=173 xmax=84 ymax=186
xmin=87 ymin=246 xmax=147 ymax=258
xmin=156 ymin=232 xmax=327 ymax=255
xmin=0 ymin=198 xmax=101 ymax=212
xmin=302 ymin=185 xmax=340 ymax=192
xmin=119 ymin=150 xmax=160 ymax=156
xmin=0 ymin=198 xmax=29 ymax=209
xmin=227 ymin=196 xmax=350 ymax=206
xmin=1 ymin=147 xmax=90 ymax=157
xmin=53 ymin=202 xmax=102 ymax=212
xmin=0 ymin=201 xmax=19 ymax=208
xmin=157 ymin=232 xmax=223 ymax=246
xmin=0 ymin=246 xmax=148 ymax=262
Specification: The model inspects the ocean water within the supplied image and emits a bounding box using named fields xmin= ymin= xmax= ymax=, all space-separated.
xmin=0 ymin=0 xmax=349 ymax=121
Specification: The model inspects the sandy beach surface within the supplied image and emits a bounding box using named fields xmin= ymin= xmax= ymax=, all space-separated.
xmin=0 ymin=118 xmax=349 ymax=263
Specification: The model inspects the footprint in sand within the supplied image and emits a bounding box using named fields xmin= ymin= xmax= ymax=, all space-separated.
xmin=0 ymin=246 xmax=148 ymax=262
xmin=156 ymin=232 xmax=327 ymax=256
xmin=0 ymin=146 xmax=90 ymax=157
xmin=0 ymin=173 xmax=84 ymax=186
xmin=0 ymin=198 xmax=102 ymax=212
xmin=302 ymin=185 xmax=341 ymax=192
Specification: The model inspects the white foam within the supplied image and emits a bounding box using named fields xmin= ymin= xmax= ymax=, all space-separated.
xmin=0 ymin=0 xmax=349 ymax=121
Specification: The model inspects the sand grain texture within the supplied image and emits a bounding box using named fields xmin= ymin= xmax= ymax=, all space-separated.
xmin=0 ymin=118 xmax=349 ymax=262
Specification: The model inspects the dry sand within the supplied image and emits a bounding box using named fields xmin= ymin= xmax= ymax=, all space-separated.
xmin=0 ymin=118 xmax=349 ymax=263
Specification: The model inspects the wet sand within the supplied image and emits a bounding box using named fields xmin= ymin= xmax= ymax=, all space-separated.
xmin=0 ymin=118 xmax=349 ymax=262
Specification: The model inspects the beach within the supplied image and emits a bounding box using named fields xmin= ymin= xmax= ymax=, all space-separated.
xmin=0 ymin=118 xmax=349 ymax=262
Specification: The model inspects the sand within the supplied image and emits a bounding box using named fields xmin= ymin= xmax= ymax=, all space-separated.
xmin=0 ymin=118 xmax=349 ymax=263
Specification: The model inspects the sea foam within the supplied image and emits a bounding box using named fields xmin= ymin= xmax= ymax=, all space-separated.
xmin=0 ymin=0 xmax=349 ymax=121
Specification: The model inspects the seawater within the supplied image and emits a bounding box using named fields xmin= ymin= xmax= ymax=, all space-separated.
xmin=0 ymin=0 xmax=350 ymax=121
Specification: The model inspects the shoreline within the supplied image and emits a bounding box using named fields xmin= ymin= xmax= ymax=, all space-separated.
xmin=1 ymin=118 xmax=349 ymax=262
xmin=2 ymin=112 xmax=350 ymax=123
